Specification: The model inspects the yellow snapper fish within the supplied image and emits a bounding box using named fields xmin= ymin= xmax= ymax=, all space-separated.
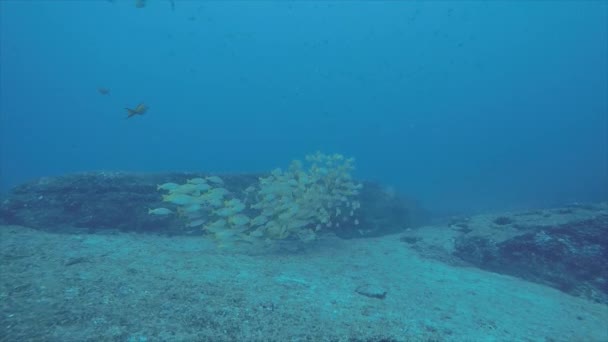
xmin=162 ymin=193 xmax=199 ymax=206
xmin=148 ymin=208 xmax=174 ymax=215
xmin=228 ymin=214 xmax=250 ymax=226
xmin=214 ymin=207 xmax=237 ymax=217
xmin=187 ymin=178 xmax=207 ymax=185
xmin=186 ymin=218 xmax=206 ymax=228
xmin=180 ymin=203 xmax=202 ymax=213
xmin=205 ymin=176 xmax=224 ymax=184
xmin=171 ymin=183 xmax=202 ymax=195
xmin=157 ymin=182 xmax=180 ymax=191
xmin=193 ymin=183 xmax=211 ymax=192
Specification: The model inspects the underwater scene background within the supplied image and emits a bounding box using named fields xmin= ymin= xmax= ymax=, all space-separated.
xmin=1 ymin=0 xmax=606 ymax=214
xmin=1 ymin=1 xmax=608 ymax=341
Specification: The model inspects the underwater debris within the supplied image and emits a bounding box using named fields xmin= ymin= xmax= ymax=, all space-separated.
xmin=97 ymin=87 xmax=110 ymax=95
xmin=125 ymin=103 xmax=148 ymax=118
xmin=355 ymin=284 xmax=387 ymax=300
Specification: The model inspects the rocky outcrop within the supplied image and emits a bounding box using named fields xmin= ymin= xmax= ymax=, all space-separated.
xmin=454 ymin=212 xmax=608 ymax=303
xmin=0 ymin=171 xmax=427 ymax=237
xmin=400 ymin=203 xmax=608 ymax=304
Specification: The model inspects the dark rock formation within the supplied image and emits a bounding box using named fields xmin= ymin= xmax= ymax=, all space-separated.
xmin=0 ymin=172 xmax=427 ymax=237
xmin=454 ymin=212 xmax=608 ymax=304
xmin=398 ymin=203 xmax=608 ymax=303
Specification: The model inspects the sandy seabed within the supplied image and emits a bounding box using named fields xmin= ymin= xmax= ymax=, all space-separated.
xmin=1 ymin=224 xmax=606 ymax=342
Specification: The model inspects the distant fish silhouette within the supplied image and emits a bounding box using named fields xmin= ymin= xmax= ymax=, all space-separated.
xmin=97 ymin=87 xmax=110 ymax=95
xmin=125 ymin=103 xmax=149 ymax=118
xmin=135 ymin=0 xmax=146 ymax=8
xmin=169 ymin=0 xmax=175 ymax=11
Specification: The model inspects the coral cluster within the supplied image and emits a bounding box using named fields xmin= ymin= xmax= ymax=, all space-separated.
xmin=153 ymin=153 xmax=362 ymax=246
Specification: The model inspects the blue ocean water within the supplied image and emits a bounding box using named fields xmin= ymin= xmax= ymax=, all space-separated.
xmin=2 ymin=3 xmax=608 ymax=341
xmin=1 ymin=1 xmax=606 ymax=214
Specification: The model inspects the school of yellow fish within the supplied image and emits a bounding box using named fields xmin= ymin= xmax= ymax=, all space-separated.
xmin=150 ymin=153 xmax=362 ymax=248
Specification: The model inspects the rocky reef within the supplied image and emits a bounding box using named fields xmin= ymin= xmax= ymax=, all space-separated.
xmin=2 ymin=172 xmax=605 ymax=304
xmin=400 ymin=203 xmax=608 ymax=304
xmin=0 ymin=171 xmax=427 ymax=238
